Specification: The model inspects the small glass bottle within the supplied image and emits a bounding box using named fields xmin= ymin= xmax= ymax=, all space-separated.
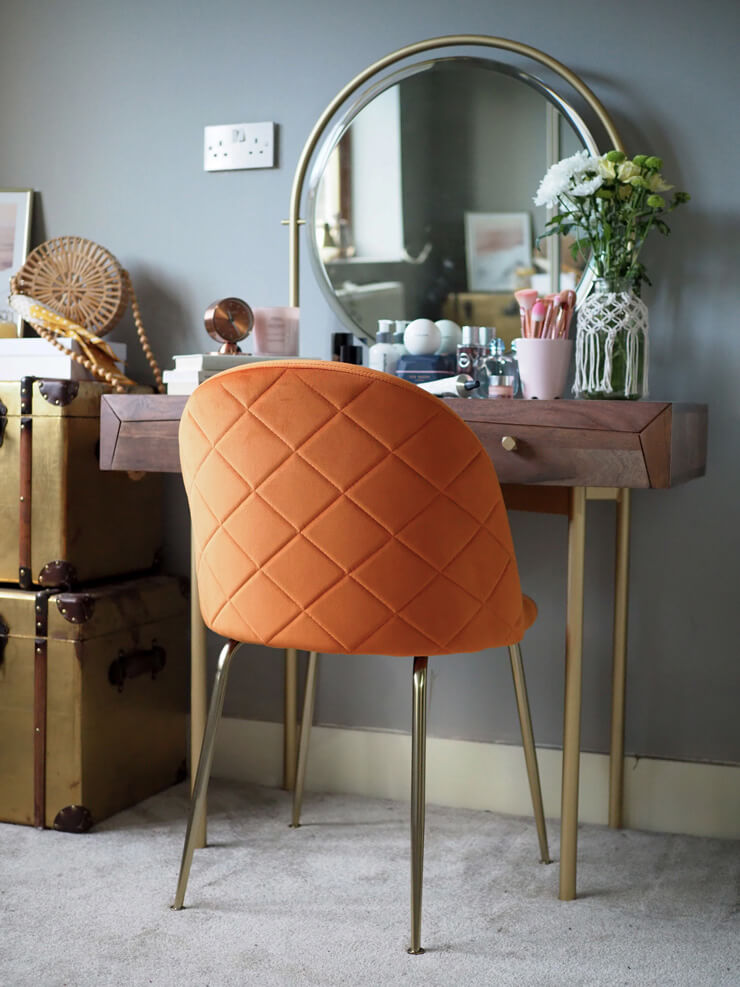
xmin=484 ymin=338 xmax=517 ymax=398
xmin=508 ymin=339 xmax=521 ymax=397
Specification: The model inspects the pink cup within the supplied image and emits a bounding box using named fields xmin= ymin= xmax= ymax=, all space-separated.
xmin=252 ymin=306 xmax=299 ymax=356
xmin=516 ymin=337 xmax=573 ymax=399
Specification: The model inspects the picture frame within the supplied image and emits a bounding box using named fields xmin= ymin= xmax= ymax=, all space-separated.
xmin=464 ymin=211 xmax=532 ymax=292
xmin=0 ymin=188 xmax=33 ymax=337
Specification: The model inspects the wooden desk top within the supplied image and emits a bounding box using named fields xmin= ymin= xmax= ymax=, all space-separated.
xmin=100 ymin=393 xmax=707 ymax=492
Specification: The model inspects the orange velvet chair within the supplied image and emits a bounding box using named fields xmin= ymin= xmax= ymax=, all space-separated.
xmin=172 ymin=360 xmax=549 ymax=954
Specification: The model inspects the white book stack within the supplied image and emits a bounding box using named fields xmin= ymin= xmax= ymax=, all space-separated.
xmin=163 ymin=353 xmax=311 ymax=395
xmin=0 ymin=338 xmax=127 ymax=381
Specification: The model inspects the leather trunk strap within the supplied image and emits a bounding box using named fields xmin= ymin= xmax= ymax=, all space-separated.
xmin=18 ymin=377 xmax=34 ymax=589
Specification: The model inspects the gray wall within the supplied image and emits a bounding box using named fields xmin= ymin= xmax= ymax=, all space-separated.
xmin=2 ymin=0 xmax=738 ymax=764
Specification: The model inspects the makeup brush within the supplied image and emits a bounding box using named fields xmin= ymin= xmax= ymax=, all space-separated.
xmin=531 ymin=299 xmax=546 ymax=338
xmin=514 ymin=288 xmax=539 ymax=337
xmin=555 ymin=297 xmax=569 ymax=338
xmin=556 ymin=290 xmax=576 ymax=338
xmin=544 ymin=293 xmax=561 ymax=338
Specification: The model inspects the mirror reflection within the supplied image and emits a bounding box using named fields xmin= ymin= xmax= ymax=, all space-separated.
xmin=307 ymin=57 xmax=595 ymax=342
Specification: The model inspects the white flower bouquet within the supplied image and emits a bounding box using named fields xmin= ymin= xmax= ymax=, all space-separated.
xmin=534 ymin=150 xmax=689 ymax=293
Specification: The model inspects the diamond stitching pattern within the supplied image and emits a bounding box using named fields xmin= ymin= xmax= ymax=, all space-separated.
xmin=180 ymin=362 xmax=532 ymax=655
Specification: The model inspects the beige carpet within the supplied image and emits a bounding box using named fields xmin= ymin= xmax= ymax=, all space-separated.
xmin=1 ymin=780 xmax=738 ymax=986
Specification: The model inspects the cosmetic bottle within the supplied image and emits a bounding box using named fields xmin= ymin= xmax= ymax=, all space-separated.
xmin=456 ymin=326 xmax=479 ymax=376
xmin=484 ymin=338 xmax=516 ymax=398
xmin=472 ymin=327 xmax=498 ymax=396
xmin=393 ymin=320 xmax=409 ymax=357
xmin=338 ymin=344 xmax=364 ymax=365
xmin=509 ymin=339 xmax=521 ymax=396
xmin=331 ymin=332 xmax=355 ymax=361
xmin=368 ymin=321 xmax=399 ymax=374
xmin=477 ymin=326 xmax=496 ymax=350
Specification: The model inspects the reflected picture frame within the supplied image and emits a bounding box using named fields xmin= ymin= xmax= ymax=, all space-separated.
xmin=464 ymin=211 xmax=532 ymax=292
xmin=0 ymin=188 xmax=33 ymax=337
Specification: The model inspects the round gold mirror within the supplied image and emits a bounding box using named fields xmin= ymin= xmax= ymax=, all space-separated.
xmin=288 ymin=36 xmax=622 ymax=343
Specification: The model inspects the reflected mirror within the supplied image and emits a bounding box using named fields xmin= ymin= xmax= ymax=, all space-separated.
xmin=306 ymin=57 xmax=600 ymax=342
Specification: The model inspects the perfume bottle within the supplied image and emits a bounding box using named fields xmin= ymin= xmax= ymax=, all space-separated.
xmin=456 ymin=326 xmax=480 ymax=375
xmin=458 ymin=326 xmax=497 ymax=397
xmin=484 ymin=338 xmax=517 ymax=398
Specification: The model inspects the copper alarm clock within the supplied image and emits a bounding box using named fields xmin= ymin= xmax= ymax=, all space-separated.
xmin=203 ymin=297 xmax=254 ymax=353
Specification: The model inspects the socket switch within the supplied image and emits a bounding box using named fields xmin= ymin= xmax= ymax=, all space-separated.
xmin=204 ymin=121 xmax=275 ymax=171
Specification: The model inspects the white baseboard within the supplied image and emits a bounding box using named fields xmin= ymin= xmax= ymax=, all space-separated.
xmin=210 ymin=717 xmax=740 ymax=841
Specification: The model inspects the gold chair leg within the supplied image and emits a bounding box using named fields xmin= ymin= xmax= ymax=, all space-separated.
xmin=284 ymin=647 xmax=298 ymax=791
xmin=408 ymin=656 xmax=428 ymax=955
xmin=290 ymin=651 xmax=319 ymax=828
xmin=171 ymin=639 xmax=242 ymax=910
xmin=508 ymin=643 xmax=551 ymax=864
xmin=189 ymin=533 xmax=208 ymax=849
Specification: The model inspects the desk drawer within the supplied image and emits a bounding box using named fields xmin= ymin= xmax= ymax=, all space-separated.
xmin=445 ymin=398 xmax=707 ymax=489
xmin=473 ymin=422 xmax=649 ymax=487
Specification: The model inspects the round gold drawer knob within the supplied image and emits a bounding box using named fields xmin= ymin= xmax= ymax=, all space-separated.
xmin=501 ymin=435 xmax=518 ymax=452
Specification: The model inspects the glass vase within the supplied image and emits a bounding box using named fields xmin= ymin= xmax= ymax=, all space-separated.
xmin=574 ymin=278 xmax=648 ymax=399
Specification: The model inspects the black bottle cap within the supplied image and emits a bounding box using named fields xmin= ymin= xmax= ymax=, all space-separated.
xmin=338 ymin=344 xmax=364 ymax=365
xmin=331 ymin=332 xmax=355 ymax=358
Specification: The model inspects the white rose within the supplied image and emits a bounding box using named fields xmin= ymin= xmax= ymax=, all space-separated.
xmin=598 ymin=158 xmax=617 ymax=179
xmin=617 ymin=161 xmax=642 ymax=182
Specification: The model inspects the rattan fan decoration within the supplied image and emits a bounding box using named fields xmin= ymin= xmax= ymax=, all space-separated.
xmin=11 ymin=236 xmax=164 ymax=392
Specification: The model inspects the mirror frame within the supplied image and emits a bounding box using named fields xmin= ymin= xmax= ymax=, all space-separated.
xmin=287 ymin=34 xmax=623 ymax=327
xmin=305 ymin=55 xmax=605 ymax=338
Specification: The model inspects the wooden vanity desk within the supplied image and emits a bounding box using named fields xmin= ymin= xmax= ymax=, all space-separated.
xmin=100 ymin=393 xmax=707 ymax=901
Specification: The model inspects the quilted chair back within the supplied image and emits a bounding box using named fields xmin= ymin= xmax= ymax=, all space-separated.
xmin=179 ymin=360 xmax=531 ymax=656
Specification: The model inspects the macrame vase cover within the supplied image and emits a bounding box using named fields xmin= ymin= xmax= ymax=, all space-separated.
xmin=574 ymin=286 xmax=648 ymax=398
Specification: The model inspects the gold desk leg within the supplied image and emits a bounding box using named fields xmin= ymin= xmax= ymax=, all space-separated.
xmin=608 ymin=489 xmax=631 ymax=828
xmin=560 ymin=486 xmax=586 ymax=901
xmin=190 ymin=532 xmax=208 ymax=849
xmin=284 ymin=648 xmax=298 ymax=790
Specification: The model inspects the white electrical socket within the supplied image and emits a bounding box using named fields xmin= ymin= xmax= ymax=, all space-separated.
xmin=204 ymin=121 xmax=275 ymax=171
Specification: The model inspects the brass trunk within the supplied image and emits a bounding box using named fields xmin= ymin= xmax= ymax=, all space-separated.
xmin=0 ymin=378 xmax=163 ymax=587
xmin=0 ymin=574 xmax=188 ymax=830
